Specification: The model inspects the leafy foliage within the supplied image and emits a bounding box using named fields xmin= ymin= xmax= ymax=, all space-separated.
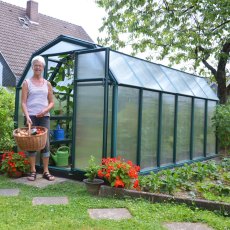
xmin=0 ymin=87 xmax=15 ymax=150
xmin=139 ymin=158 xmax=230 ymax=201
xmin=84 ymin=156 xmax=101 ymax=181
xmin=0 ymin=151 xmax=30 ymax=177
xmin=212 ymin=103 xmax=230 ymax=154
xmin=96 ymin=0 xmax=230 ymax=103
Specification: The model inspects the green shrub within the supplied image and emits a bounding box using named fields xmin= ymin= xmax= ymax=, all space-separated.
xmin=0 ymin=87 xmax=15 ymax=150
xmin=212 ymin=103 xmax=230 ymax=155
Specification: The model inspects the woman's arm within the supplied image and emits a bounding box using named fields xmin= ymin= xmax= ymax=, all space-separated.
xmin=21 ymin=81 xmax=32 ymax=125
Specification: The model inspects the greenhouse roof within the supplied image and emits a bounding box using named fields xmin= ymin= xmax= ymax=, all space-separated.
xmin=21 ymin=35 xmax=218 ymax=101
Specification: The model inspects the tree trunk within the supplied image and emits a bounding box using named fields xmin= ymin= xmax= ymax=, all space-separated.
xmin=216 ymin=70 xmax=227 ymax=104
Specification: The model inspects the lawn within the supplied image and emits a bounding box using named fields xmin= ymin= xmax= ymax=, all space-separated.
xmin=0 ymin=175 xmax=229 ymax=230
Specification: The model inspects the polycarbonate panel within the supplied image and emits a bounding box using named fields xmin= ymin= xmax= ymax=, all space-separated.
xmin=206 ymin=101 xmax=217 ymax=156
xmin=77 ymin=51 xmax=105 ymax=79
xmin=124 ymin=56 xmax=162 ymax=90
xmin=193 ymin=99 xmax=205 ymax=158
xmin=110 ymin=51 xmax=142 ymax=86
xmin=41 ymin=41 xmax=85 ymax=55
xmin=146 ymin=63 xmax=178 ymax=93
xmin=160 ymin=66 xmax=194 ymax=96
xmin=176 ymin=96 xmax=191 ymax=162
xmin=141 ymin=91 xmax=159 ymax=170
xmin=195 ymin=77 xmax=218 ymax=100
xmin=107 ymin=85 xmax=113 ymax=155
xmin=74 ymin=85 xmax=104 ymax=169
xmin=179 ymin=72 xmax=207 ymax=98
xmin=116 ymin=87 xmax=139 ymax=163
xmin=161 ymin=94 xmax=175 ymax=166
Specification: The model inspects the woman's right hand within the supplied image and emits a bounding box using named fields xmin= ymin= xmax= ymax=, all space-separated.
xmin=26 ymin=117 xmax=32 ymax=126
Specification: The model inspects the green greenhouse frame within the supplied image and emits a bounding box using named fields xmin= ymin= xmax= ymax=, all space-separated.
xmin=14 ymin=35 xmax=219 ymax=177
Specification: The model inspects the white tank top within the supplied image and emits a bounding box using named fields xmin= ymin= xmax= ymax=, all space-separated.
xmin=25 ymin=79 xmax=50 ymax=116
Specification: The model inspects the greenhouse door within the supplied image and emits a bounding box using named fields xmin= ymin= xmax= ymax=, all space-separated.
xmin=73 ymin=49 xmax=109 ymax=170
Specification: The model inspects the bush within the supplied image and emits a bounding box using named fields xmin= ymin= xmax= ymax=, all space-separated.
xmin=212 ymin=103 xmax=230 ymax=155
xmin=0 ymin=87 xmax=15 ymax=150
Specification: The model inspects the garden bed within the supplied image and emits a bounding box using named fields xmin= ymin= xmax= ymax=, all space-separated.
xmin=99 ymin=185 xmax=230 ymax=213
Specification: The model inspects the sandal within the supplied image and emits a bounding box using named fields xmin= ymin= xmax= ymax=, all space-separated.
xmin=27 ymin=172 xmax=36 ymax=181
xmin=43 ymin=172 xmax=55 ymax=181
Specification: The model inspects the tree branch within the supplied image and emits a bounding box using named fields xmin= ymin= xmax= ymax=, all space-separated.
xmin=212 ymin=20 xmax=230 ymax=32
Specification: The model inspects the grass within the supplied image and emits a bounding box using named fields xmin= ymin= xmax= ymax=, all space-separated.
xmin=0 ymin=175 xmax=230 ymax=230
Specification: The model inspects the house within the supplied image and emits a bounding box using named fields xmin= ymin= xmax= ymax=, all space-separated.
xmin=0 ymin=0 xmax=93 ymax=87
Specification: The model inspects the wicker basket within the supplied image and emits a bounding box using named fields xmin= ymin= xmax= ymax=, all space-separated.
xmin=13 ymin=126 xmax=48 ymax=151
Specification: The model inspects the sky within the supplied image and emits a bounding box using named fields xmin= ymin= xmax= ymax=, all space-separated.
xmin=2 ymin=0 xmax=106 ymax=42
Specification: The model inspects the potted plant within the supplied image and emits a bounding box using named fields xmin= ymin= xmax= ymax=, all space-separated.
xmin=83 ymin=156 xmax=104 ymax=195
xmin=0 ymin=151 xmax=30 ymax=178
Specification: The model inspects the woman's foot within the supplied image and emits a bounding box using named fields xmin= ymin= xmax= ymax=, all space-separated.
xmin=42 ymin=172 xmax=55 ymax=181
xmin=27 ymin=172 xmax=36 ymax=181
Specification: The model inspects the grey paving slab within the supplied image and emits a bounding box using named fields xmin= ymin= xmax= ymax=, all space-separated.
xmin=88 ymin=208 xmax=132 ymax=220
xmin=0 ymin=188 xmax=20 ymax=196
xmin=164 ymin=222 xmax=213 ymax=230
xmin=32 ymin=196 xmax=68 ymax=205
xmin=12 ymin=174 xmax=72 ymax=188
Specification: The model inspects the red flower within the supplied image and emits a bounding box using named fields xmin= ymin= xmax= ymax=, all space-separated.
xmin=0 ymin=151 xmax=30 ymax=177
xmin=114 ymin=179 xmax=125 ymax=188
xmin=133 ymin=180 xmax=139 ymax=188
xmin=99 ymin=156 xmax=141 ymax=190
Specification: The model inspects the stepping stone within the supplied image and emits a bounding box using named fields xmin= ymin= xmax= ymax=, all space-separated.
xmin=164 ymin=222 xmax=213 ymax=230
xmin=0 ymin=189 xmax=20 ymax=196
xmin=32 ymin=197 xmax=68 ymax=205
xmin=12 ymin=174 xmax=71 ymax=188
xmin=88 ymin=208 xmax=132 ymax=220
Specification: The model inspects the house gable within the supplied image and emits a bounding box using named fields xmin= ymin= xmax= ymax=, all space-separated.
xmin=0 ymin=0 xmax=94 ymax=85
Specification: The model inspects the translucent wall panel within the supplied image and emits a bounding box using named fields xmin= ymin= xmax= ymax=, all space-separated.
xmin=206 ymin=101 xmax=217 ymax=156
xmin=160 ymin=66 xmax=194 ymax=96
xmin=74 ymin=85 xmax=104 ymax=169
xmin=176 ymin=96 xmax=191 ymax=162
xmin=179 ymin=72 xmax=207 ymax=98
xmin=77 ymin=51 xmax=105 ymax=80
xmin=141 ymin=91 xmax=159 ymax=170
xmin=161 ymin=94 xmax=175 ymax=166
xmin=41 ymin=41 xmax=86 ymax=55
xmin=116 ymin=87 xmax=139 ymax=163
xmin=124 ymin=56 xmax=162 ymax=90
xmin=107 ymin=85 xmax=113 ymax=155
xmin=193 ymin=99 xmax=205 ymax=158
xmin=146 ymin=63 xmax=177 ymax=93
xmin=195 ymin=77 xmax=218 ymax=100
xmin=110 ymin=51 xmax=143 ymax=86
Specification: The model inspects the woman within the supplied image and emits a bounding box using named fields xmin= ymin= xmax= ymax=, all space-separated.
xmin=21 ymin=55 xmax=55 ymax=181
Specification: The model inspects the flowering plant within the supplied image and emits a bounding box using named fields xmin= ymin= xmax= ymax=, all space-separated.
xmin=0 ymin=151 xmax=30 ymax=177
xmin=97 ymin=156 xmax=140 ymax=189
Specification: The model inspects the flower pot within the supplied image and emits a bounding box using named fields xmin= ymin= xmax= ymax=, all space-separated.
xmin=8 ymin=171 xmax=23 ymax=178
xmin=83 ymin=178 xmax=104 ymax=196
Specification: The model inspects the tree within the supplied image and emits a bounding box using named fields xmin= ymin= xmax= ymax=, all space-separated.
xmin=96 ymin=0 xmax=230 ymax=104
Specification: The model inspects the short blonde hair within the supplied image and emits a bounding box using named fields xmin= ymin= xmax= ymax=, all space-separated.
xmin=31 ymin=55 xmax=46 ymax=67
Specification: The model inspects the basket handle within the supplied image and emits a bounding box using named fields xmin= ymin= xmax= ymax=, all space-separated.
xmin=28 ymin=123 xmax=31 ymax=136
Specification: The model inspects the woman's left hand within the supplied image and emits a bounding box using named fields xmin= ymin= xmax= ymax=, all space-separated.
xmin=36 ymin=110 xmax=46 ymax=117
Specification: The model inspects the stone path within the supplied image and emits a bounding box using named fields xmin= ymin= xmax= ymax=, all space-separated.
xmin=0 ymin=175 xmax=214 ymax=229
xmin=12 ymin=173 xmax=71 ymax=188
xmin=0 ymin=188 xmax=20 ymax=196
xmin=88 ymin=208 xmax=132 ymax=220
xmin=164 ymin=222 xmax=213 ymax=230
xmin=32 ymin=197 xmax=68 ymax=205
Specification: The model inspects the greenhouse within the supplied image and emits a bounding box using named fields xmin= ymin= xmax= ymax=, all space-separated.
xmin=14 ymin=35 xmax=219 ymax=176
